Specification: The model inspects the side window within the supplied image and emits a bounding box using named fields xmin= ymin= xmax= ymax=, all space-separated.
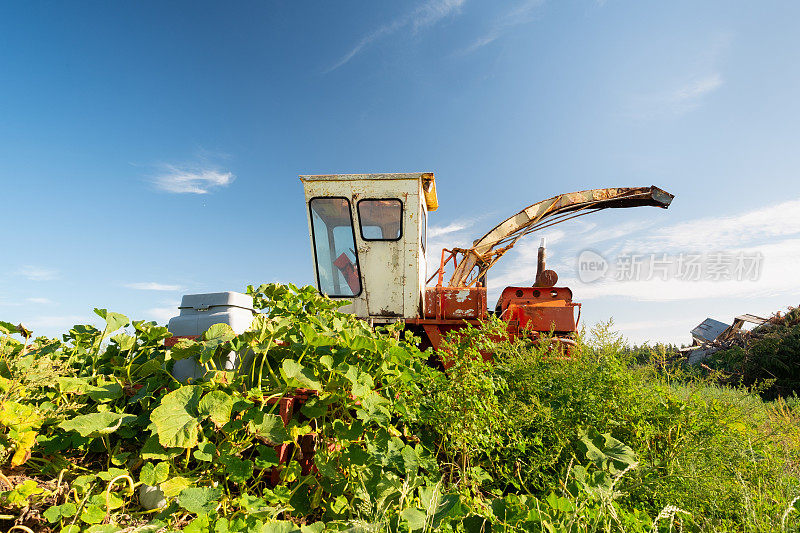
xmin=309 ymin=197 xmax=361 ymax=297
xmin=357 ymin=199 xmax=403 ymax=241
xmin=421 ymin=205 xmax=427 ymax=252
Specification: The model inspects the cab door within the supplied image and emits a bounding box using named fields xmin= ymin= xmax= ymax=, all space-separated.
xmin=356 ymin=198 xmax=405 ymax=318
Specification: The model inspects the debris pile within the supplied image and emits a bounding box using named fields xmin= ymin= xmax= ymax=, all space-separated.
xmin=683 ymin=314 xmax=768 ymax=364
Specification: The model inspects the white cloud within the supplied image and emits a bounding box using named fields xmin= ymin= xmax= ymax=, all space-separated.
xmin=611 ymin=318 xmax=688 ymax=332
xmin=326 ymin=0 xmax=466 ymax=72
xmin=23 ymin=315 xmax=95 ymax=332
xmin=671 ymin=74 xmax=723 ymax=103
xmin=428 ymin=221 xmax=474 ymax=238
xmin=153 ymin=165 xmax=234 ymax=194
xmin=125 ymin=282 xmax=183 ymax=292
xmin=634 ymin=73 xmax=724 ymax=118
xmin=462 ymin=0 xmax=545 ymax=54
xmin=18 ymin=266 xmax=59 ymax=281
xmin=26 ymin=297 xmax=53 ymax=305
xmin=145 ymin=306 xmax=178 ymax=324
xmin=621 ymin=197 xmax=800 ymax=251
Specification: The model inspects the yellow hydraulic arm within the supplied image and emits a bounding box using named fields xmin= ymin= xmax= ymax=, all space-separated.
xmin=445 ymin=186 xmax=674 ymax=287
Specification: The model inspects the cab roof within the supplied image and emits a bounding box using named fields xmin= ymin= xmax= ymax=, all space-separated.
xmin=299 ymin=172 xmax=438 ymax=211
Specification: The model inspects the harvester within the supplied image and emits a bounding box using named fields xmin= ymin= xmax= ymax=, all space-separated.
xmin=298 ymin=173 xmax=673 ymax=350
xmin=166 ymin=173 xmax=673 ymax=368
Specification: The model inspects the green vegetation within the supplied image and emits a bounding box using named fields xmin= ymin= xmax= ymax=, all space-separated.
xmin=708 ymin=306 xmax=800 ymax=400
xmin=0 ymin=284 xmax=798 ymax=532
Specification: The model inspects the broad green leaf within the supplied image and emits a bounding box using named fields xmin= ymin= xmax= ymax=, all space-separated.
xmin=0 ymin=479 xmax=45 ymax=507
xmin=401 ymin=508 xmax=427 ymax=531
xmin=401 ymin=445 xmax=420 ymax=474
xmin=140 ymin=461 xmax=170 ymax=486
xmin=344 ymin=366 xmax=373 ymax=398
xmin=94 ymin=308 xmax=129 ymax=333
xmin=160 ymin=476 xmax=193 ymax=498
xmin=90 ymin=492 xmax=124 ymax=510
xmin=198 ymin=390 xmax=235 ymax=426
xmin=170 ymin=338 xmax=201 ymax=361
xmin=140 ymin=434 xmax=182 ymax=460
xmin=57 ymin=377 xmax=91 ymax=394
xmin=0 ymin=321 xmax=18 ymax=334
xmin=462 ymin=515 xmax=492 ymax=533
xmin=193 ymin=441 xmax=216 ymax=462
xmin=578 ymin=427 xmax=637 ymax=474
xmin=281 ymin=359 xmax=321 ymax=390
xmin=80 ymin=504 xmax=106 ymax=524
xmin=86 ymin=525 xmax=123 ymax=533
xmin=43 ymin=502 xmax=77 ymax=522
xmin=261 ymin=521 xmax=298 ymax=533
xmin=247 ymin=410 xmax=290 ymax=444
xmin=300 ymin=396 xmax=328 ymax=419
xmin=111 ymin=333 xmax=136 ymax=351
xmin=177 ymin=486 xmax=224 ymax=514
xmin=59 ymin=412 xmax=137 ymax=437
xmin=86 ymin=381 xmax=123 ymax=403
xmin=96 ymin=467 xmax=129 ymax=482
xmin=299 ymin=323 xmax=336 ymax=347
xmin=11 ymin=429 xmax=37 ymax=466
xmin=219 ymin=455 xmax=254 ymax=484
xmin=150 ymin=385 xmax=203 ymax=448
xmin=255 ymin=445 xmax=279 ymax=469
xmin=332 ymin=419 xmax=364 ymax=441
xmin=204 ymin=323 xmax=235 ymax=341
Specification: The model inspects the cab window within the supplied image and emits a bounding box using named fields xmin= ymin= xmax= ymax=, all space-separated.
xmin=309 ymin=197 xmax=361 ymax=297
xmin=357 ymin=199 xmax=403 ymax=241
xmin=421 ymin=205 xmax=427 ymax=252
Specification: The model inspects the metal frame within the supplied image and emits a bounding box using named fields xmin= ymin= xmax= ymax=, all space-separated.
xmin=308 ymin=196 xmax=364 ymax=298
xmin=356 ymin=198 xmax=404 ymax=242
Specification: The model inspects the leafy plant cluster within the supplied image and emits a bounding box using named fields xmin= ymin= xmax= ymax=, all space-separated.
xmin=0 ymin=284 xmax=798 ymax=532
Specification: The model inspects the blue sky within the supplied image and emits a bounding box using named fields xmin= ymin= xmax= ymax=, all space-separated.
xmin=2 ymin=1 xmax=799 ymax=344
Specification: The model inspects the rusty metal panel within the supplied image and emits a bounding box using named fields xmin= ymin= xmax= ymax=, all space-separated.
xmin=508 ymin=304 xmax=576 ymax=332
xmin=423 ymin=286 xmax=487 ymax=320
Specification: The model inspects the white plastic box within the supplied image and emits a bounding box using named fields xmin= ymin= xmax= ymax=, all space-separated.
xmin=167 ymin=291 xmax=255 ymax=382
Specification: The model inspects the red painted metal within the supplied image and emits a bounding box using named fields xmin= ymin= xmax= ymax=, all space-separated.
xmin=423 ymin=287 xmax=486 ymax=320
xmin=496 ymin=286 xmax=581 ymax=334
xmin=164 ymin=335 xmax=199 ymax=347
xmin=266 ymin=388 xmax=317 ymax=485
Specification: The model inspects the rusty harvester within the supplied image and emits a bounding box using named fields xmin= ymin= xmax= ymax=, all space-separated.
xmin=299 ymin=173 xmax=674 ymax=351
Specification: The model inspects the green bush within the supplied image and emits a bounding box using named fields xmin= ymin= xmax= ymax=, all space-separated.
xmin=0 ymin=286 xmax=799 ymax=532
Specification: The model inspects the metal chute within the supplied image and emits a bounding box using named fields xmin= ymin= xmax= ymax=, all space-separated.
xmin=445 ymin=186 xmax=674 ymax=287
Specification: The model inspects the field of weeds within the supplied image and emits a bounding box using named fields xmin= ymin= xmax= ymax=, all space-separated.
xmin=0 ymin=283 xmax=798 ymax=532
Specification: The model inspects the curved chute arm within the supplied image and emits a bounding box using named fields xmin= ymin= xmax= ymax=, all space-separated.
xmin=446 ymin=185 xmax=674 ymax=287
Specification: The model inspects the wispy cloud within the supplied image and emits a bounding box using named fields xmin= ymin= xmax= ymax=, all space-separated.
xmin=428 ymin=221 xmax=474 ymax=238
xmin=26 ymin=297 xmax=54 ymax=305
xmin=621 ymin=197 xmax=800 ymax=252
xmin=125 ymin=282 xmax=184 ymax=292
xmin=145 ymin=306 xmax=179 ymax=324
xmin=626 ymin=33 xmax=731 ymax=119
xmin=152 ymin=164 xmax=234 ymax=194
xmin=326 ymin=0 xmax=466 ymax=72
xmin=461 ymin=0 xmax=545 ymax=54
xmin=23 ymin=315 xmax=95 ymax=332
xmin=18 ymin=265 xmax=59 ymax=281
xmin=629 ymin=73 xmax=724 ymax=118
